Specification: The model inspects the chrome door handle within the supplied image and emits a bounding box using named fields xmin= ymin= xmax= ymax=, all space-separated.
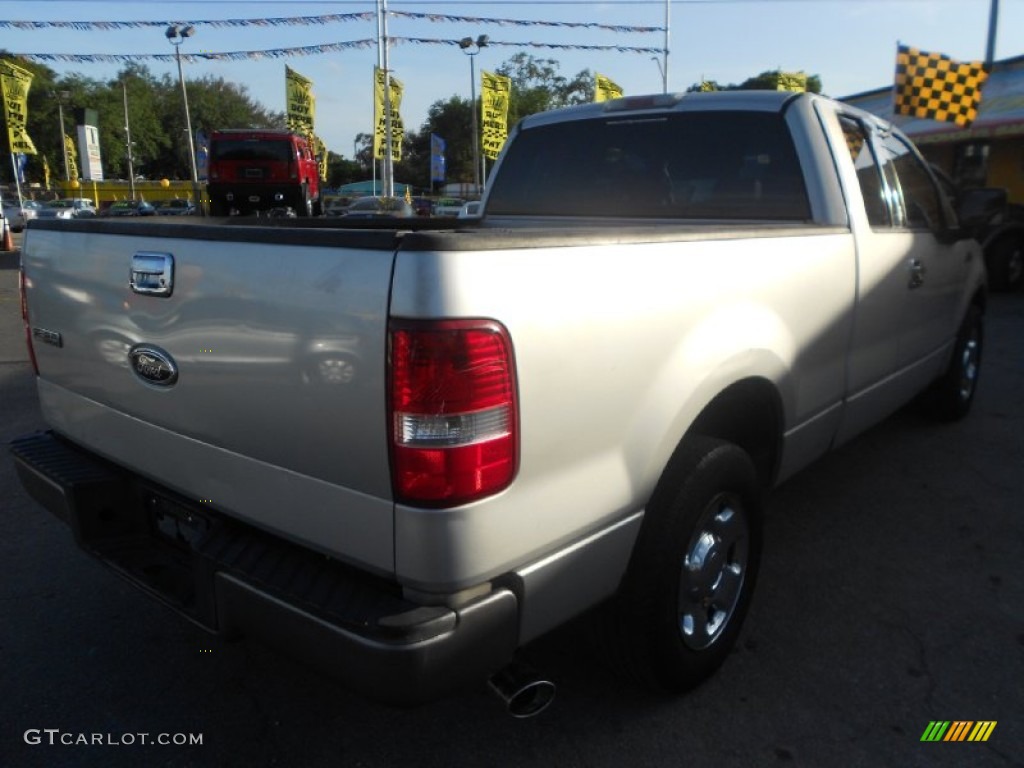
xmin=130 ymin=252 xmax=174 ymax=297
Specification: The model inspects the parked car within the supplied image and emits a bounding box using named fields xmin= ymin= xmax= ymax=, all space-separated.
xmin=2 ymin=203 xmax=20 ymax=232
xmin=104 ymin=200 xmax=157 ymax=217
xmin=322 ymin=197 xmax=353 ymax=217
xmin=207 ymin=129 xmax=322 ymax=217
xmin=152 ymin=199 xmax=195 ymax=216
xmin=410 ymin=196 xmax=433 ymax=217
xmin=2 ymin=200 xmax=42 ymax=231
xmin=36 ymin=198 xmax=97 ymax=220
xmin=931 ymin=166 xmax=1023 ymax=292
xmin=432 ymin=197 xmax=464 ymax=216
xmin=342 ymin=196 xmax=414 ymax=219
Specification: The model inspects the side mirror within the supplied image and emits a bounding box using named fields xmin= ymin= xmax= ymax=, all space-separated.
xmin=957 ymin=187 xmax=1006 ymax=229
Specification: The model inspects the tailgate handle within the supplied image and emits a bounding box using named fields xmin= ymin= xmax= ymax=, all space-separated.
xmin=130 ymin=252 xmax=174 ymax=297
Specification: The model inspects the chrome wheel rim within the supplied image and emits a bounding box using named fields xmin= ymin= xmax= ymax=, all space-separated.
xmin=957 ymin=331 xmax=981 ymax=402
xmin=678 ymin=493 xmax=749 ymax=650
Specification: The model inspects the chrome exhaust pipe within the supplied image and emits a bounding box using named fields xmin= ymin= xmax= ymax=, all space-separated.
xmin=488 ymin=659 xmax=556 ymax=718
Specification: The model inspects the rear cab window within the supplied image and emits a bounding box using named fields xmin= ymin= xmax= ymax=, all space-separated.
xmin=210 ymin=139 xmax=295 ymax=163
xmin=486 ymin=111 xmax=810 ymax=220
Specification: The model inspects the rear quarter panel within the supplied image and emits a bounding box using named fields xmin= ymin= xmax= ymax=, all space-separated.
xmin=390 ymin=226 xmax=857 ymax=590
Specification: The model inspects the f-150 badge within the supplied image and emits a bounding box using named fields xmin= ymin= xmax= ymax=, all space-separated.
xmin=128 ymin=345 xmax=178 ymax=386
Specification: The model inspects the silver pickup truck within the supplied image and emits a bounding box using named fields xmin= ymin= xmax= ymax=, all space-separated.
xmin=12 ymin=91 xmax=987 ymax=717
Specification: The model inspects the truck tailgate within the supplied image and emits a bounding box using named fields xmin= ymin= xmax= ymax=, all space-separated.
xmin=21 ymin=220 xmax=397 ymax=574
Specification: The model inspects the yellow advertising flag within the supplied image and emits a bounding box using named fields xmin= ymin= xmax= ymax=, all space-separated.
xmin=595 ymin=74 xmax=624 ymax=102
xmin=373 ymin=67 xmax=404 ymax=161
xmin=285 ymin=65 xmax=315 ymax=137
xmin=894 ymin=45 xmax=988 ymax=127
xmin=64 ymin=134 xmax=79 ymax=180
xmin=0 ymin=59 xmax=38 ymax=154
xmin=314 ymin=134 xmax=327 ymax=182
xmin=480 ymin=70 xmax=511 ymax=161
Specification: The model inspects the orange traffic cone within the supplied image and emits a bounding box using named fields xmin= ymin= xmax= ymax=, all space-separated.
xmin=1 ymin=221 xmax=13 ymax=252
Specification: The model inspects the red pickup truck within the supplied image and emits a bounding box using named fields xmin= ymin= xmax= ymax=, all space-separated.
xmin=207 ymin=129 xmax=322 ymax=217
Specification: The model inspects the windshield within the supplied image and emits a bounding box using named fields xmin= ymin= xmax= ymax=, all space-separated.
xmin=487 ymin=111 xmax=810 ymax=220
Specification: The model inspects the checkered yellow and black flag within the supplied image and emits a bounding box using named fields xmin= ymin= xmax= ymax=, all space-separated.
xmin=894 ymin=45 xmax=989 ymax=127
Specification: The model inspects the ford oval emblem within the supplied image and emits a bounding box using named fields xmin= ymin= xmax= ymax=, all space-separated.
xmin=128 ymin=345 xmax=179 ymax=386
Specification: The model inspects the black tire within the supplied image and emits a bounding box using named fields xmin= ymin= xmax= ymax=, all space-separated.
xmin=985 ymin=235 xmax=1024 ymax=292
xmin=608 ymin=436 xmax=762 ymax=692
xmin=297 ymin=185 xmax=313 ymax=217
xmin=920 ymin=305 xmax=983 ymax=422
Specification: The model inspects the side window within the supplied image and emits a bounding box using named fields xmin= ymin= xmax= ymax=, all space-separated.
xmin=839 ymin=116 xmax=890 ymax=227
xmin=876 ymin=134 xmax=944 ymax=230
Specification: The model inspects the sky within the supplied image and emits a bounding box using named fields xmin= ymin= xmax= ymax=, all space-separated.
xmin=1 ymin=0 xmax=1021 ymax=162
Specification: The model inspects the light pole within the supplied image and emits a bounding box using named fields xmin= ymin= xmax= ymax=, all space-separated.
xmin=459 ymin=34 xmax=488 ymax=195
xmin=652 ymin=57 xmax=667 ymax=94
xmin=122 ymin=80 xmax=136 ymax=199
xmin=165 ymin=24 xmax=202 ymax=212
xmin=662 ymin=0 xmax=670 ymax=93
xmin=55 ymin=90 xmax=71 ymax=182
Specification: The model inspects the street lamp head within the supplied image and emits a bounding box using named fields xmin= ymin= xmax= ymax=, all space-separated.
xmin=459 ymin=34 xmax=489 ymax=54
xmin=165 ymin=25 xmax=195 ymax=43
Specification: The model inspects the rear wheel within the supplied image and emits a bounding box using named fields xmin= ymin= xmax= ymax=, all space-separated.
xmin=608 ymin=436 xmax=762 ymax=692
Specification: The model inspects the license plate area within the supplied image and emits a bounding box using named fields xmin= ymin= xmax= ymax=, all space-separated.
xmin=146 ymin=488 xmax=212 ymax=552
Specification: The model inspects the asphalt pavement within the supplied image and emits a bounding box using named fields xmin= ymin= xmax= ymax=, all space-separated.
xmin=1 ymin=238 xmax=1021 ymax=768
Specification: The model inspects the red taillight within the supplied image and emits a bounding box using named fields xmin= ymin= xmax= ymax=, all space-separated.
xmin=389 ymin=319 xmax=518 ymax=506
xmin=19 ymin=267 xmax=39 ymax=375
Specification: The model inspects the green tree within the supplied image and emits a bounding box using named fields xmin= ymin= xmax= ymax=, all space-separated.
xmin=689 ymin=69 xmax=823 ymax=94
xmin=110 ymin=64 xmax=172 ymax=181
xmin=495 ymin=53 xmax=593 ymax=127
xmin=402 ymin=97 xmax=474 ymax=190
xmin=154 ymin=72 xmax=285 ymax=180
xmin=394 ymin=56 xmax=596 ymax=192
xmin=325 ymin=151 xmax=362 ymax=188
xmin=0 ymin=53 xmax=285 ymax=184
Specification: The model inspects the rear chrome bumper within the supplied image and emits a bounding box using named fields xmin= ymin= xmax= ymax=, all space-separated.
xmin=10 ymin=431 xmax=519 ymax=706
